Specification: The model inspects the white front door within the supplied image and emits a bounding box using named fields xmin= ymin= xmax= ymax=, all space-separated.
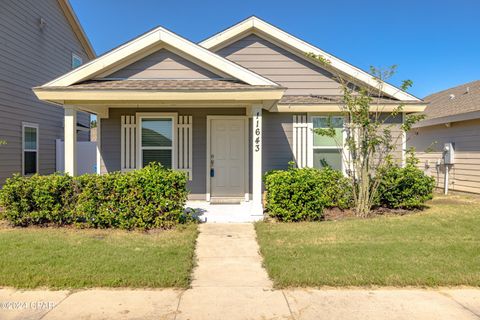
xmin=210 ymin=118 xmax=245 ymax=198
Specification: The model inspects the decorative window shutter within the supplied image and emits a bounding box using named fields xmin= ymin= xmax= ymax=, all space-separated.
xmin=293 ymin=115 xmax=308 ymax=168
xmin=121 ymin=115 xmax=137 ymax=171
xmin=177 ymin=116 xmax=193 ymax=180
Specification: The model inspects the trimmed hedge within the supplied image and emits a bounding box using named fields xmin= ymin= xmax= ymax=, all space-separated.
xmin=264 ymin=158 xmax=435 ymax=221
xmin=377 ymin=160 xmax=435 ymax=209
xmin=0 ymin=174 xmax=75 ymax=226
xmin=264 ymin=166 xmax=352 ymax=221
xmin=0 ymin=163 xmax=189 ymax=229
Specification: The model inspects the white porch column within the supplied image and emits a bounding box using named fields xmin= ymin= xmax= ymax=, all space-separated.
xmin=251 ymin=106 xmax=263 ymax=213
xmin=96 ymin=117 xmax=101 ymax=174
xmin=64 ymin=106 xmax=77 ymax=176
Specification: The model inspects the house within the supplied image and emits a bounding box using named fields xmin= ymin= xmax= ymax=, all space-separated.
xmin=409 ymin=80 xmax=480 ymax=194
xmin=33 ymin=16 xmax=426 ymax=215
xmin=0 ymin=0 xmax=94 ymax=184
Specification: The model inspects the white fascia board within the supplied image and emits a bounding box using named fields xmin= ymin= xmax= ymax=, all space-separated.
xmin=413 ymin=110 xmax=480 ymax=128
xmin=272 ymin=103 xmax=426 ymax=113
xmin=43 ymin=26 xmax=277 ymax=87
xmin=200 ymin=17 xmax=420 ymax=102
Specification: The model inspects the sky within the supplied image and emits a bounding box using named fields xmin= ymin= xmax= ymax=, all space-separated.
xmin=70 ymin=0 xmax=480 ymax=98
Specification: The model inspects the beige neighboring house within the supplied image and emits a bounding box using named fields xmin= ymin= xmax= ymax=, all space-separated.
xmin=409 ymin=80 xmax=480 ymax=194
xmin=33 ymin=16 xmax=426 ymax=214
xmin=0 ymin=0 xmax=94 ymax=185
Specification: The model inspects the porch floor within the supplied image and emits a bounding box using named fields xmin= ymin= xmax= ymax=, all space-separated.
xmin=186 ymin=201 xmax=264 ymax=223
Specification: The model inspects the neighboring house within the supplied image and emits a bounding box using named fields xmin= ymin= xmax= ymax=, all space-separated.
xmin=0 ymin=0 xmax=94 ymax=184
xmin=409 ymin=80 xmax=480 ymax=194
xmin=34 ymin=16 xmax=426 ymax=213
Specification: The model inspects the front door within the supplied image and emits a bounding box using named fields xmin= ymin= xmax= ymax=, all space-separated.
xmin=210 ymin=118 xmax=246 ymax=198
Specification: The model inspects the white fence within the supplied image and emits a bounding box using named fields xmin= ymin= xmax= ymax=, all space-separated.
xmin=56 ymin=139 xmax=97 ymax=175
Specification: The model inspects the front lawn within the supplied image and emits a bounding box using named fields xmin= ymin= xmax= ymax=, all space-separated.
xmin=0 ymin=224 xmax=198 ymax=289
xmin=256 ymin=195 xmax=480 ymax=287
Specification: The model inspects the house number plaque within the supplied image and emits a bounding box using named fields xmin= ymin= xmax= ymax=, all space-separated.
xmin=254 ymin=111 xmax=261 ymax=152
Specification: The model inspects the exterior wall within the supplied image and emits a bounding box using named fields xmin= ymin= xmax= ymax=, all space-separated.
xmin=262 ymin=111 xmax=295 ymax=172
xmin=100 ymin=109 xmax=405 ymax=199
xmin=409 ymin=118 xmax=480 ymax=194
xmin=0 ymin=0 xmax=91 ymax=184
xmin=100 ymin=108 xmax=246 ymax=200
xmin=216 ymin=34 xmax=342 ymax=96
xmin=379 ymin=113 xmax=404 ymax=163
xmin=108 ymin=49 xmax=223 ymax=80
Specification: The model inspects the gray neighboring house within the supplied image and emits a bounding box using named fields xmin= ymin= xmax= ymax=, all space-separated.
xmin=0 ymin=0 xmax=95 ymax=185
xmin=409 ymin=80 xmax=480 ymax=194
xmin=34 ymin=16 xmax=426 ymax=214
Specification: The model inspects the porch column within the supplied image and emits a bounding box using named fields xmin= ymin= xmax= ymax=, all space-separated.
xmin=96 ymin=117 xmax=101 ymax=174
xmin=64 ymin=106 xmax=77 ymax=176
xmin=252 ymin=106 xmax=263 ymax=211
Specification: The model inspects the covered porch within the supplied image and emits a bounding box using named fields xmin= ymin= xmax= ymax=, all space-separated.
xmin=34 ymin=79 xmax=284 ymax=215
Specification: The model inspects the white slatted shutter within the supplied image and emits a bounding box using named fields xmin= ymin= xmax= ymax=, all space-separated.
xmin=293 ymin=115 xmax=308 ymax=168
xmin=121 ymin=115 xmax=137 ymax=171
xmin=177 ymin=116 xmax=193 ymax=180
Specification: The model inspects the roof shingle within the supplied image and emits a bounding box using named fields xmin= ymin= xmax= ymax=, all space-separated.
xmin=42 ymin=79 xmax=282 ymax=91
xmin=422 ymin=80 xmax=480 ymax=120
xmin=279 ymin=95 xmax=420 ymax=105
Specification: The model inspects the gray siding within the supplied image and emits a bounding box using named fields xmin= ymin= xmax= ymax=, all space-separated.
xmin=0 ymin=0 xmax=91 ymax=184
xmin=108 ymin=49 xmax=223 ymax=79
xmin=100 ymin=108 xmax=246 ymax=200
xmin=101 ymin=109 xmax=295 ymax=199
xmin=409 ymin=118 xmax=480 ymax=194
xmin=216 ymin=34 xmax=343 ymax=95
xmin=100 ymin=109 xmax=405 ymax=198
xmin=262 ymin=111 xmax=295 ymax=172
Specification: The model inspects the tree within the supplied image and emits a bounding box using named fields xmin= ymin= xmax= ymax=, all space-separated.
xmin=306 ymin=53 xmax=425 ymax=217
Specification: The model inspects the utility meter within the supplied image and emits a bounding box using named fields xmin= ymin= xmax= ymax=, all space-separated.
xmin=443 ymin=142 xmax=455 ymax=165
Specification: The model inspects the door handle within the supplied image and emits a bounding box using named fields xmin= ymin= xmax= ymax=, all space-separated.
xmin=210 ymin=154 xmax=214 ymax=166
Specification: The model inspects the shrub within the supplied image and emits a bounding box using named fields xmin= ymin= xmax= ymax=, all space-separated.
xmin=377 ymin=156 xmax=435 ymax=209
xmin=264 ymin=165 xmax=351 ymax=222
xmin=74 ymin=164 xmax=189 ymax=229
xmin=0 ymin=174 xmax=75 ymax=226
xmin=0 ymin=163 xmax=189 ymax=229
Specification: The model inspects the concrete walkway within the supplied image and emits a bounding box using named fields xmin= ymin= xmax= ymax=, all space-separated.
xmin=1 ymin=223 xmax=479 ymax=319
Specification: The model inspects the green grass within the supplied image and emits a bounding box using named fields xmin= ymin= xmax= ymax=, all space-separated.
xmin=255 ymin=195 xmax=480 ymax=288
xmin=0 ymin=224 xmax=198 ymax=289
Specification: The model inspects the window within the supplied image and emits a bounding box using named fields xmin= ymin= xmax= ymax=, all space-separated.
xmin=140 ymin=116 xmax=174 ymax=169
xmin=22 ymin=123 xmax=39 ymax=175
xmin=312 ymin=116 xmax=344 ymax=171
xmin=71 ymin=53 xmax=82 ymax=69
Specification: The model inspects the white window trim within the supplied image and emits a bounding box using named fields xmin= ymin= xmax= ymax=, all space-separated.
xmin=308 ymin=114 xmax=347 ymax=174
xmin=136 ymin=113 xmax=177 ymax=170
xmin=71 ymin=53 xmax=83 ymax=69
xmin=22 ymin=122 xmax=39 ymax=176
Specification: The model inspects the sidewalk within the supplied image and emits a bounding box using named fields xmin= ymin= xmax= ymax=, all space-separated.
xmin=1 ymin=223 xmax=479 ymax=319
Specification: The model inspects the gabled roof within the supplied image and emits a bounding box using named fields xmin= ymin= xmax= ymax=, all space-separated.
xmin=414 ymin=80 xmax=480 ymax=127
xmin=40 ymin=25 xmax=278 ymax=88
xmin=200 ymin=16 xmax=421 ymax=102
xmin=57 ymin=0 xmax=95 ymax=59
